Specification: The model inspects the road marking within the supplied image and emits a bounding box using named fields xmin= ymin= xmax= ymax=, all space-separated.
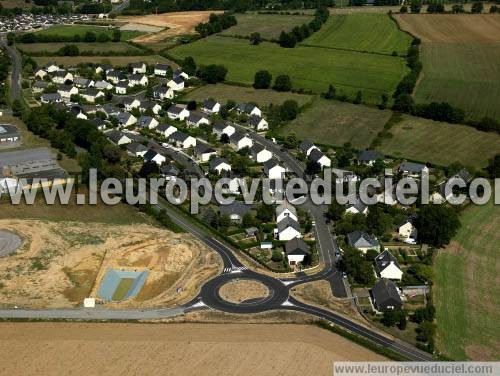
xmin=281 ymin=300 xmax=295 ymax=307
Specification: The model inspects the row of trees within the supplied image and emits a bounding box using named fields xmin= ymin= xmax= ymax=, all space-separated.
xmin=253 ymin=71 xmax=292 ymax=91
xmin=0 ymin=52 xmax=10 ymax=106
xmin=16 ymin=29 xmax=122 ymax=44
xmin=400 ymin=0 xmax=486 ymax=13
xmin=278 ymin=7 xmax=329 ymax=48
xmin=194 ymin=13 xmax=237 ymax=38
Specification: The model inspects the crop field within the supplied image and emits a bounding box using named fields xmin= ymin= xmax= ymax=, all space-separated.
xmin=219 ymin=13 xmax=313 ymax=40
xmin=279 ymin=99 xmax=392 ymax=148
xmin=17 ymin=42 xmax=143 ymax=55
xmin=303 ymin=14 xmax=412 ymax=55
xmin=33 ymin=24 xmax=143 ymax=41
xmin=395 ymin=14 xmax=500 ymax=121
xmin=33 ymin=55 xmax=172 ymax=68
xmin=378 ymin=115 xmax=500 ymax=169
xmin=434 ymin=201 xmax=500 ymax=360
xmin=184 ymin=83 xmax=314 ymax=107
xmin=169 ymin=36 xmax=409 ymax=103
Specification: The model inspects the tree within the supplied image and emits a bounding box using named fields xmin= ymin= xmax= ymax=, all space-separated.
xmin=273 ymin=75 xmax=292 ymax=92
xmin=59 ymin=44 xmax=79 ymax=56
xmin=271 ymin=250 xmax=283 ymax=262
xmin=220 ymin=133 xmax=230 ymax=144
xmin=253 ymin=70 xmax=272 ymax=89
xmin=182 ymin=56 xmax=197 ymax=76
xmin=353 ymin=90 xmax=363 ymax=104
xmin=486 ymin=154 xmax=500 ymax=178
xmin=326 ymin=201 xmax=344 ymax=221
xmin=379 ymin=93 xmax=389 ymax=109
xmin=112 ymin=28 xmax=121 ymax=42
xmin=381 ymin=309 xmax=406 ymax=328
xmin=410 ymin=0 xmax=422 ymax=13
xmin=416 ymin=205 xmax=460 ymax=247
xmin=471 ymin=1 xmax=484 ymax=13
xmin=256 ymin=204 xmax=274 ymax=223
xmin=197 ymin=64 xmax=227 ymax=84
xmin=339 ymin=246 xmax=375 ymax=285
xmin=138 ymin=161 xmax=159 ymax=177
xmin=323 ymin=84 xmax=336 ymax=100
xmin=250 ymin=32 xmax=262 ymax=45
xmin=306 ymin=160 xmax=321 ymax=175
xmin=393 ymin=94 xmax=414 ymax=113
xmin=12 ymin=99 xmax=23 ymax=118
xmin=279 ymin=100 xmax=299 ymax=121
xmin=84 ymin=31 xmax=96 ymax=42
xmin=278 ymin=31 xmax=297 ymax=48
xmin=242 ymin=213 xmax=257 ymax=228
xmin=187 ymin=100 xmax=197 ymax=111
xmin=97 ymin=33 xmax=110 ymax=43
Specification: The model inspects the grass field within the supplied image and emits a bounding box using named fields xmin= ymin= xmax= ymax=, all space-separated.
xmin=395 ymin=14 xmax=500 ymax=121
xmin=184 ymin=83 xmax=314 ymax=107
xmin=17 ymin=42 xmax=143 ymax=55
xmin=302 ymin=14 xmax=412 ymax=55
xmin=279 ymin=99 xmax=392 ymax=148
xmin=169 ymin=36 xmax=409 ymax=103
xmin=33 ymin=25 xmax=143 ymax=41
xmin=112 ymin=278 xmax=136 ymax=301
xmin=415 ymin=43 xmax=500 ymax=121
xmin=220 ymin=13 xmax=313 ymax=40
xmin=33 ymin=55 xmax=172 ymax=68
xmin=378 ymin=115 xmax=500 ymax=169
xmin=434 ymin=201 xmax=500 ymax=360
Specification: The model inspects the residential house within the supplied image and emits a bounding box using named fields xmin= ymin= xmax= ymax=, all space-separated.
xmin=299 ymin=139 xmax=318 ymax=156
xmin=73 ymin=77 xmax=94 ymax=89
xmin=212 ymin=121 xmax=235 ymax=138
xmin=106 ymin=70 xmax=125 ymax=84
xmin=371 ymin=278 xmax=403 ymax=311
xmin=143 ymin=149 xmax=166 ymax=166
xmin=32 ymin=81 xmax=49 ymax=93
xmin=345 ymin=198 xmax=368 ymax=215
xmin=129 ymin=74 xmax=148 ymax=87
xmin=398 ymin=161 xmax=429 ymax=178
xmin=186 ymin=112 xmax=210 ymax=128
xmin=219 ymin=201 xmax=252 ymax=224
xmin=398 ymin=216 xmax=417 ymax=240
xmin=130 ymin=62 xmax=146 ymax=74
xmin=126 ymin=141 xmax=148 ymax=157
xmin=101 ymin=104 xmax=120 ymax=118
xmin=94 ymin=80 xmax=113 ymax=91
xmin=57 ymin=84 xmax=78 ymax=100
xmin=40 ymin=92 xmax=62 ymax=104
xmin=155 ymin=124 xmax=177 ymax=138
xmin=153 ymin=86 xmax=174 ymax=101
xmin=121 ymin=97 xmax=141 ymax=111
xmin=161 ymin=164 xmax=179 ymax=181
xmin=248 ymin=115 xmax=268 ymax=131
xmin=115 ymin=81 xmax=128 ymax=95
xmin=452 ymin=168 xmax=472 ymax=184
xmin=95 ymin=64 xmax=112 ymax=74
xmin=194 ymin=142 xmax=217 ymax=162
xmin=346 ymin=231 xmax=380 ymax=254
xmin=309 ymin=148 xmax=331 ymax=169
xmin=154 ymin=63 xmax=170 ymax=77
xmin=251 ymin=144 xmax=273 ymax=163
xmin=80 ymin=88 xmax=104 ymax=103
xmin=69 ymin=105 xmax=87 ymax=119
xmin=210 ymin=157 xmax=231 ymax=174
xmin=276 ymin=201 xmax=298 ymax=223
xmin=285 ymin=237 xmax=310 ymax=266
xmin=375 ymin=250 xmax=403 ymax=280
xmin=173 ymin=69 xmax=189 ymax=80
xmin=167 ymin=76 xmax=184 ymax=91
xmin=167 ymin=104 xmax=190 ymax=121
xmin=235 ymin=103 xmax=261 ymax=117
xmin=264 ymin=159 xmax=286 ymax=180
xmin=137 ymin=115 xmax=159 ymax=129
xmin=115 ymin=111 xmax=137 ymax=127
xmin=139 ymin=101 xmax=162 ymax=115
xmin=92 ymin=118 xmax=107 ymax=131
xmin=168 ymin=131 xmax=196 ymax=149
xmin=51 ymin=70 xmax=73 ymax=84
xmin=34 ymin=68 xmax=47 ymax=80
xmin=357 ymin=150 xmax=384 ymax=166
xmin=106 ymin=130 xmax=132 ymax=145
xmin=276 ymin=217 xmax=301 ymax=241
xmin=332 ymin=168 xmax=360 ymax=184
xmin=0 ymin=124 xmax=20 ymax=143
xmin=202 ymin=99 xmax=220 ymax=114
xmin=229 ymin=132 xmax=253 ymax=151
xmin=44 ymin=62 xmax=59 ymax=73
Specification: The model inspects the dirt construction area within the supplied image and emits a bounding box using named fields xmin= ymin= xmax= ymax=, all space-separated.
xmin=394 ymin=14 xmax=500 ymax=43
xmin=119 ymin=11 xmax=223 ymax=43
xmin=0 ymin=219 xmax=222 ymax=308
xmin=0 ymin=322 xmax=386 ymax=375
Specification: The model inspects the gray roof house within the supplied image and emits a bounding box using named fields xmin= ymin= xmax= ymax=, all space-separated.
xmin=357 ymin=150 xmax=384 ymax=165
xmin=285 ymin=237 xmax=309 ymax=257
xmin=346 ymin=231 xmax=380 ymax=253
xmin=219 ymin=201 xmax=252 ymax=223
xmin=371 ymin=278 xmax=403 ymax=311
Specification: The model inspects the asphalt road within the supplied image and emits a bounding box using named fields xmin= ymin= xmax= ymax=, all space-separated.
xmin=0 ymin=36 xmax=21 ymax=101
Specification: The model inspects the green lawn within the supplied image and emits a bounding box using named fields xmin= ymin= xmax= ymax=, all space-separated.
xmin=279 ymin=98 xmax=392 ymax=148
xmin=112 ymin=278 xmax=135 ymax=301
xmin=33 ymin=55 xmax=172 ymax=68
xmin=184 ymin=83 xmax=314 ymax=107
xmin=220 ymin=13 xmax=313 ymax=40
xmin=302 ymin=14 xmax=412 ymax=55
xmin=414 ymin=42 xmax=500 ymax=121
xmin=17 ymin=42 xmax=142 ymax=55
xmin=169 ymin=36 xmax=409 ymax=104
xmin=33 ymin=24 xmax=143 ymax=41
xmin=378 ymin=115 xmax=500 ymax=169
xmin=434 ymin=201 xmax=500 ymax=360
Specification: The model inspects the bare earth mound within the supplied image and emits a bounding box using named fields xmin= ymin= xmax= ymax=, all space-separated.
xmin=219 ymin=279 xmax=269 ymax=303
xmin=0 ymin=323 xmax=386 ymax=375
xmin=0 ymin=219 xmax=221 ymax=308
xmin=394 ymin=14 xmax=500 ymax=43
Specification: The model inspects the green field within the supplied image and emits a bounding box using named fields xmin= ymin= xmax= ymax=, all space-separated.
xmin=279 ymin=99 xmax=392 ymax=148
xmin=220 ymin=13 xmax=313 ymax=40
xmin=378 ymin=115 xmax=500 ymax=169
xmin=184 ymin=83 xmax=314 ymax=107
xmin=33 ymin=55 xmax=173 ymax=68
xmin=434 ymin=201 xmax=500 ymax=360
xmin=169 ymin=36 xmax=409 ymax=103
xmin=17 ymin=42 xmax=142 ymax=55
xmin=302 ymin=14 xmax=412 ymax=55
xmin=414 ymin=43 xmax=500 ymax=121
xmin=112 ymin=278 xmax=136 ymax=301
xmin=33 ymin=25 xmax=143 ymax=41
